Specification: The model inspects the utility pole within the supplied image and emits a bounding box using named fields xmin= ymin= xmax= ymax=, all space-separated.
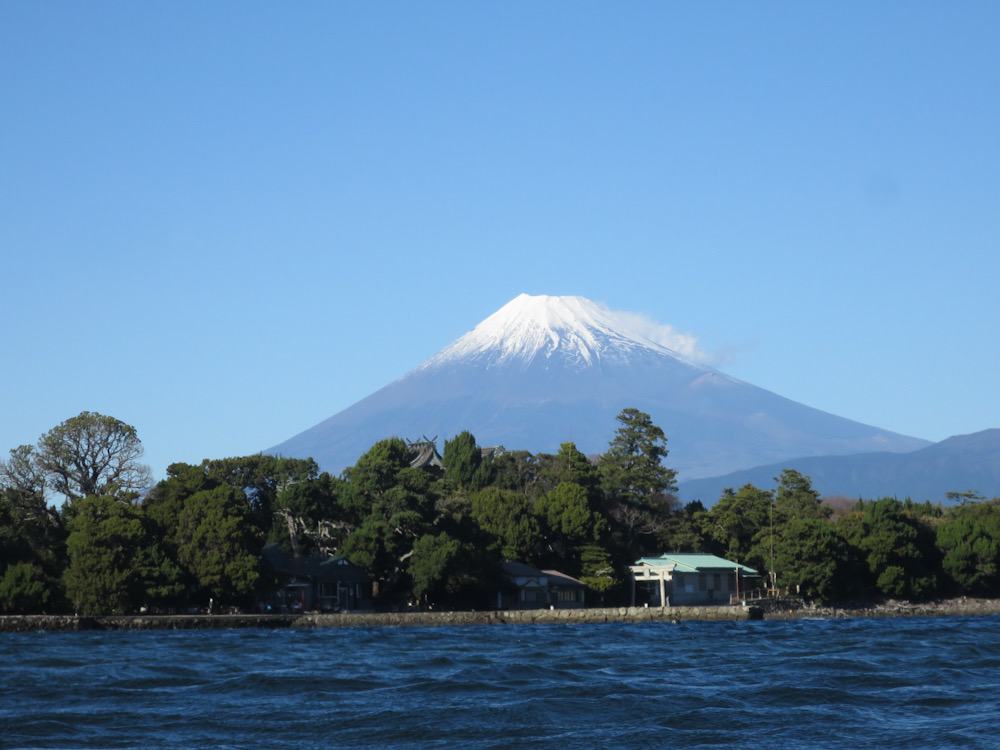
xmin=769 ymin=499 xmax=775 ymax=592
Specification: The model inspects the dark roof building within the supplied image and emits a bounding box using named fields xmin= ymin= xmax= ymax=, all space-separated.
xmin=499 ymin=561 xmax=586 ymax=610
xmin=260 ymin=544 xmax=370 ymax=612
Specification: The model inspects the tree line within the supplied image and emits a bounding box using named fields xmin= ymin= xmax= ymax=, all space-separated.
xmin=2 ymin=409 xmax=999 ymax=615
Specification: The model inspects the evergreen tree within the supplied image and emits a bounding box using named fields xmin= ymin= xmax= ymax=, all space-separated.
xmin=770 ymin=517 xmax=851 ymax=603
xmin=839 ymin=497 xmax=940 ymax=600
xmin=63 ymin=496 xmax=149 ymax=615
xmin=339 ymin=439 xmax=439 ymax=602
xmin=443 ymin=431 xmax=492 ymax=491
xmin=175 ymin=485 xmax=260 ymax=606
xmin=773 ymin=469 xmax=830 ymax=523
xmin=599 ymin=408 xmax=677 ymax=506
xmin=469 ymin=486 xmax=540 ymax=562
xmin=535 ymin=482 xmax=600 ymax=547
xmin=698 ymin=483 xmax=773 ymax=566
xmin=937 ymin=500 xmax=1000 ymax=596
xmin=0 ymin=487 xmax=67 ymax=613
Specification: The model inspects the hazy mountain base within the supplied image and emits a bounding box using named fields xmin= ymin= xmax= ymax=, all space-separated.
xmin=679 ymin=429 xmax=1000 ymax=504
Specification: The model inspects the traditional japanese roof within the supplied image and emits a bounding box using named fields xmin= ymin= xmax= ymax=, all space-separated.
xmin=407 ymin=436 xmax=444 ymax=469
xmin=634 ymin=553 xmax=759 ymax=575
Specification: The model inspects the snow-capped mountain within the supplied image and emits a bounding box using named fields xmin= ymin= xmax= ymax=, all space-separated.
xmin=266 ymin=294 xmax=929 ymax=481
xmin=420 ymin=293 xmax=704 ymax=370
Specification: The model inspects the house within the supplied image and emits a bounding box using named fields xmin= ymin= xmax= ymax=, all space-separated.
xmin=499 ymin=561 xmax=586 ymax=610
xmin=630 ymin=553 xmax=760 ymax=607
xmin=260 ymin=544 xmax=371 ymax=612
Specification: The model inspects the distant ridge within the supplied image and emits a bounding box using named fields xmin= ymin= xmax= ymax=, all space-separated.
xmin=267 ymin=294 xmax=929 ymax=479
xmin=678 ymin=429 xmax=1000 ymax=505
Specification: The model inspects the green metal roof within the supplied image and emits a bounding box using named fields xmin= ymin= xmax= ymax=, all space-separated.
xmin=635 ymin=553 xmax=760 ymax=575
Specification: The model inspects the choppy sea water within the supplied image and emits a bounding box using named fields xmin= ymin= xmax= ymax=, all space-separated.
xmin=2 ymin=616 xmax=999 ymax=749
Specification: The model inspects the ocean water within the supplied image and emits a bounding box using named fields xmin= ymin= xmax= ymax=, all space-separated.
xmin=2 ymin=616 xmax=999 ymax=749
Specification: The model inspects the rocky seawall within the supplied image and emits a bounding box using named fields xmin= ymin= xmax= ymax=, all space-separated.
xmin=0 ymin=614 xmax=300 ymax=632
xmin=775 ymin=597 xmax=1000 ymax=621
xmin=2 ymin=599 xmax=999 ymax=632
xmin=1 ymin=606 xmax=752 ymax=632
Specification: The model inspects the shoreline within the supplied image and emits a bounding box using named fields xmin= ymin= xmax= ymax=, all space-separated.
xmin=3 ymin=598 xmax=1000 ymax=632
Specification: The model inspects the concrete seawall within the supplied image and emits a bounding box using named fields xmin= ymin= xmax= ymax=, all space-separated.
xmin=298 ymin=605 xmax=759 ymax=629
xmin=4 ymin=599 xmax=999 ymax=632
xmin=0 ymin=606 xmax=755 ymax=632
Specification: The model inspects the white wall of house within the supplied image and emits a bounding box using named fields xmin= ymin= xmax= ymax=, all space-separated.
xmin=671 ymin=571 xmax=738 ymax=605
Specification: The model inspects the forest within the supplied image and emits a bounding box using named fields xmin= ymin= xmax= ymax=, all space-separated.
xmin=2 ymin=409 xmax=999 ymax=616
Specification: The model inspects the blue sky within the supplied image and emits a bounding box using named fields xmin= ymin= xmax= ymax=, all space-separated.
xmin=2 ymin=2 xmax=998 ymax=481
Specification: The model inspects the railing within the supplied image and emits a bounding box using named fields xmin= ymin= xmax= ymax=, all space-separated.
xmin=731 ymin=587 xmax=789 ymax=604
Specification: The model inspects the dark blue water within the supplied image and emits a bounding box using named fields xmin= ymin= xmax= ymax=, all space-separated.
xmin=2 ymin=616 xmax=999 ymax=748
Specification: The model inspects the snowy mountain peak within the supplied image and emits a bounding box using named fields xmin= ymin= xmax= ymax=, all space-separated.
xmin=421 ymin=293 xmax=693 ymax=370
xmin=268 ymin=292 xmax=931 ymax=483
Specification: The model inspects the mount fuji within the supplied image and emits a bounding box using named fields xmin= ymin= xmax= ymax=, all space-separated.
xmin=266 ymin=294 xmax=929 ymax=482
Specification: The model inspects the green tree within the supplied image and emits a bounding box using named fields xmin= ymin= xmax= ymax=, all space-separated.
xmin=945 ymin=490 xmax=986 ymax=505
xmin=839 ymin=497 xmax=940 ymax=600
xmin=31 ymin=412 xmax=152 ymax=503
xmin=491 ymin=450 xmax=541 ymax=496
xmin=774 ymin=469 xmax=830 ymax=523
xmin=63 ymin=495 xmax=149 ymax=614
xmin=654 ymin=501 xmax=707 ymax=554
xmin=143 ymin=462 xmax=213 ymax=549
xmin=145 ymin=454 xmax=319 ymax=547
xmin=698 ymin=484 xmax=773 ymax=566
xmin=339 ymin=439 xmax=439 ymax=602
xmin=340 ymin=518 xmax=396 ymax=584
xmin=408 ymin=531 xmax=498 ymax=610
xmin=937 ymin=501 xmax=1000 ymax=596
xmin=341 ymin=438 xmax=417 ymax=520
xmin=272 ymin=472 xmax=348 ymax=556
xmin=599 ymin=408 xmax=677 ymax=506
xmin=408 ymin=532 xmax=461 ymax=602
xmin=175 ymin=486 xmax=260 ymax=605
xmin=443 ymin=431 xmax=492 ymax=491
xmin=134 ymin=543 xmax=185 ymax=609
xmin=0 ymin=487 xmax=68 ymax=612
xmin=0 ymin=444 xmax=54 ymax=523
xmin=201 ymin=455 xmax=318 ymax=536
xmin=0 ymin=563 xmax=51 ymax=614
xmin=535 ymin=482 xmax=599 ymax=546
xmin=469 ymin=486 xmax=540 ymax=561
xmin=770 ymin=518 xmax=851 ymax=604
xmin=578 ymin=544 xmax=618 ymax=599
xmin=538 ymin=443 xmax=600 ymax=497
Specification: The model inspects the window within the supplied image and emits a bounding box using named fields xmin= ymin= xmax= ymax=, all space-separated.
xmin=714 ymin=573 xmax=721 ymax=590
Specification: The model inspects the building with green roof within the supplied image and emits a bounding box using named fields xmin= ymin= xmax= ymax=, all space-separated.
xmin=630 ymin=553 xmax=761 ymax=607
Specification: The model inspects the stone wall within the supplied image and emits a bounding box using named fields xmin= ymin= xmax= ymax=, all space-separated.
xmin=0 ymin=614 xmax=299 ymax=632
xmin=5 ymin=599 xmax=1000 ymax=632
xmin=0 ymin=606 xmax=756 ymax=632
xmin=296 ymin=605 xmax=760 ymax=629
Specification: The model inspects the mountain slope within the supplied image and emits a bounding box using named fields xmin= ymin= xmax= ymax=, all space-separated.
xmin=267 ymin=294 xmax=929 ymax=479
xmin=677 ymin=429 xmax=1000 ymax=504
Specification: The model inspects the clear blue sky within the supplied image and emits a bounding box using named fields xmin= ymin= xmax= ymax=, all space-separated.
xmin=2 ymin=2 xmax=998 ymax=481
